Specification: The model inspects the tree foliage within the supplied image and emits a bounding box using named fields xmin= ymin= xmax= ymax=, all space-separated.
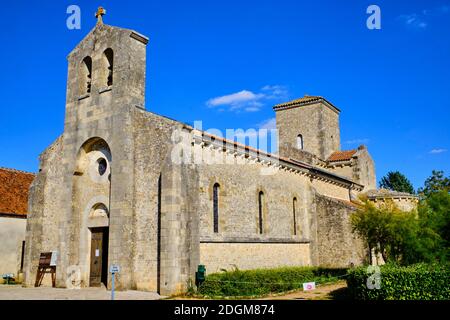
xmin=351 ymin=199 xmax=444 ymax=265
xmin=419 ymin=190 xmax=450 ymax=259
xmin=418 ymin=170 xmax=450 ymax=197
xmin=379 ymin=171 xmax=415 ymax=194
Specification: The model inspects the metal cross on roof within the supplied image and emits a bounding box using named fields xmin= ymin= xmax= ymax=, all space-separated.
xmin=95 ymin=7 xmax=106 ymax=24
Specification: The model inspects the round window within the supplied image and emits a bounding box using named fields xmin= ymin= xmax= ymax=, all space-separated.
xmin=97 ymin=158 xmax=108 ymax=176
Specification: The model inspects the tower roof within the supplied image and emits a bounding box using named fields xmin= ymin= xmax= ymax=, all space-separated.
xmin=273 ymin=95 xmax=340 ymax=113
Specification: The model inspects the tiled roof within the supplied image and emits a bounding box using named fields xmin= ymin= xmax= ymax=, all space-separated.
xmin=327 ymin=150 xmax=357 ymax=162
xmin=273 ymin=95 xmax=340 ymax=112
xmin=0 ymin=168 xmax=35 ymax=216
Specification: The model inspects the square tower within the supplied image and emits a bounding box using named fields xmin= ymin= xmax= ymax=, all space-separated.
xmin=274 ymin=96 xmax=341 ymax=161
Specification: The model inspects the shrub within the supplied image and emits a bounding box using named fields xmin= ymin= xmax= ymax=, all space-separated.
xmin=346 ymin=263 xmax=450 ymax=300
xmin=197 ymin=266 xmax=347 ymax=297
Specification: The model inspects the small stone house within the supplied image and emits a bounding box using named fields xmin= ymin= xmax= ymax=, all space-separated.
xmin=0 ymin=168 xmax=34 ymax=282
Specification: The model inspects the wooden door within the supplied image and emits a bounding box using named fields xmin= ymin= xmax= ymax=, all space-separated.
xmin=90 ymin=229 xmax=104 ymax=287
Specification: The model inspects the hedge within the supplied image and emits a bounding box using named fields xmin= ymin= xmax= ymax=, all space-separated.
xmin=346 ymin=263 xmax=450 ymax=300
xmin=197 ymin=266 xmax=347 ymax=297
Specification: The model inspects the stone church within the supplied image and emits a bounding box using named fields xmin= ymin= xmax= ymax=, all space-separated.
xmin=23 ymin=10 xmax=377 ymax=295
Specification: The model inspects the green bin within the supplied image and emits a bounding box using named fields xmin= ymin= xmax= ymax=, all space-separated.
xmin=195 ymin=265 xmax=206 ymax=287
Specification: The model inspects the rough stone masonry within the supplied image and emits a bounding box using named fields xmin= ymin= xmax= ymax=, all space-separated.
xmin=23 ymin=12 xmax=377 ymax=295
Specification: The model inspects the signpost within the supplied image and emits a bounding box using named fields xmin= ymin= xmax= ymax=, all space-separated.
xmin=109 ymin=264 xmax=120 ymax=300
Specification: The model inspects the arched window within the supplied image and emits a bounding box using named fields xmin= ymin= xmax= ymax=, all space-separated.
xmin=80 ymin=56 xmax=92 ymax=95
xmin=297 ymin=134 xmax=304 ymax=150
xmin=293 ymin=197 xmax=297 ymax=236
xmin=258 ymin=191 xmax=264 ymax=234
xmin=103 ymin=48 xmax=114 ymax=87
xmin=213 ymin=183 xmax=220 ymax=233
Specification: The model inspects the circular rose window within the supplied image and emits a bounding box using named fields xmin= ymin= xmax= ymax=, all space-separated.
xmin=97 ymin=158 xmax=108 ymax=176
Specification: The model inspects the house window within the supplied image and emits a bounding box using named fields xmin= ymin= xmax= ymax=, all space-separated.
xmin=297 ymin=134 xmax=304 ymax=150
xmin=80 ymin=56 xmax=92 ymax=95
xmin=258 ymin=191 xmax=264 ymax=234
xmin=213 ymin=183 xmax=220 ymax=233
xmin=293 ymin=197 xmax=297 ymax=236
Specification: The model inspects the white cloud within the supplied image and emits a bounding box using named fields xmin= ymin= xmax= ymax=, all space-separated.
xmin=399 ymin=14 xmax=427 ymax=29
xmin=258 ymin=117 xmax=277 ymax=130
xmin=400 ymin=5 xmax=450 ymax=29
xmin=429 ymin=148 xmax=447 ymax=154
xmin=207 ymin=90 xmax=263 ymax=108
xmin=423 ymin=5 xmax=450 ymax=16
xmin=261 ymin=85 xmax=289 ymax=100
xmin=232 ymin=118 xmax=277 ymax=140
xmin=206 ymin=85 xmax=289 ymax=112
xmin=344 ymin=138 xmax=370 ymax=145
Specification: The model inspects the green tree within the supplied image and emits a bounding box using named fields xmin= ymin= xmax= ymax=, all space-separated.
xmin=351 ymin=199 xmax=442 ymax=265
xmin=379 ymin=171 xmax=415 ymax=194
xmin=418 ymin=170 xmax=450 ymax=197
xmin=419 ymin=190 xmax=450 ymax=260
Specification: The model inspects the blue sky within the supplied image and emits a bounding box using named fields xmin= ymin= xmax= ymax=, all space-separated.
xmin=0 ymin=0 xmax=449 ymax=190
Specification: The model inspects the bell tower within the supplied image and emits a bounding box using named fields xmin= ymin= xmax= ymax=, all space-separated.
xmin=274 ymin=96 xmax=341 ymax=161
xmin=64 ymin=6 xmax=149 ymax=123
xmin=57 ymin=8 xmax=150 ymax=290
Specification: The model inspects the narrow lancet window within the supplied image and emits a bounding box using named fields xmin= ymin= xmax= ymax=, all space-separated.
xmin=80 ymin=56 xmax=92 ymax=95
xmin=297 ymin=134 xmax=304 ymax=150
xmin=103 ymin=48 xmax=114 ymax=87
xmin=293 ymin=197 xmax=297 ymax=235
xmin=258 ymin=191 xmax=264 ymax=234
xmin=213 ymin=183 xmax=220 ymax=233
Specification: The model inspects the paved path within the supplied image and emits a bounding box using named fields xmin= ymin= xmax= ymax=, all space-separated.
xmin=0 ymin=285 xmax=162 ymax=300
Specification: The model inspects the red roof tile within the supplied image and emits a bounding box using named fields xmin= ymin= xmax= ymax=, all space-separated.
xmin=0 ymin=168 xmax=35 ymax=216
xmin=327 ymin=150 xmax=357 ymax=162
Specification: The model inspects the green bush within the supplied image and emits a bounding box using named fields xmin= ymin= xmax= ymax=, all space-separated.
xmin=197 ymin=266 xmax=347 ymax=297
xmin=346 ymin=263 xmax=450 ymax=300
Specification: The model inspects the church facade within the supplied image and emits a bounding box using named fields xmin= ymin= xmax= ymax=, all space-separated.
xmin=23 ymin=15 xmax=376 ymax=295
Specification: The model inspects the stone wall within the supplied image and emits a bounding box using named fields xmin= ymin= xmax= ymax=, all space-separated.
xmin=131 ymin=109 xmax=198 ymax=295
xmin=23 ymin=136 xmax=64 ymax=287
xmin=370 ymin=198 xmax=418 ymax=212
xmin=0 ymin=216 xmax=26 ymax=276
xmin=200 ymin=243 xmax=310 ymax=274
xmin=196 ymin=162 xmax=313 ymax=242
xmin=276 ymin=101 xmax=340 ymax=160
xmin=312 ymin=195 xmax=367 ymax=267
xmin=327 ymin=146 xmax=376 ymax=192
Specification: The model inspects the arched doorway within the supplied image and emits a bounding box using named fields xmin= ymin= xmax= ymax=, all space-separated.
xmin=88 ymin=204 xmax=109 ymax=287
xmin=72 ymin=137 xmax=112 ymax=288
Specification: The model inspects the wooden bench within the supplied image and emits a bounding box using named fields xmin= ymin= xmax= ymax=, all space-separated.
xmin=34 ymin=252 xmax=56 ymax=287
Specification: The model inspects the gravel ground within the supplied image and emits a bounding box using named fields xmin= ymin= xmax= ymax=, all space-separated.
xmin=0 ymin=285 xmax=163 ymax=300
